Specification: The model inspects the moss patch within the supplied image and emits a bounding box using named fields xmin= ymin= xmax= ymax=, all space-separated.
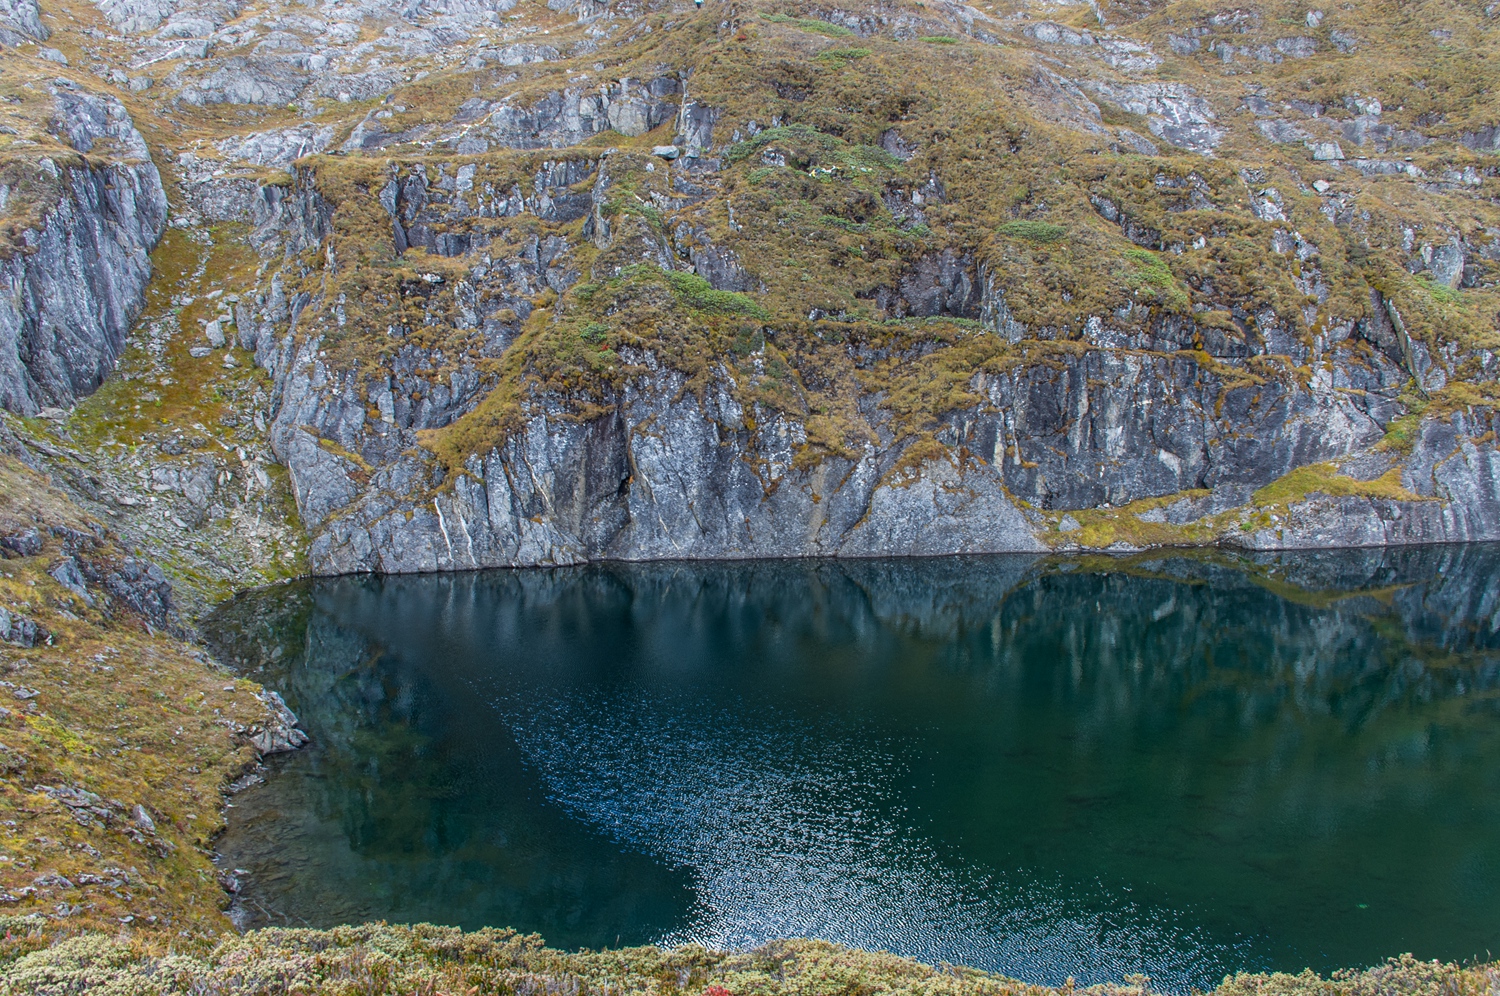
xmin=1252 ymin=463 xmax=1424 ymax=506
xmin=996 ymin=220 xmax=1068 ymax=244
xmin=760 ymin=13 xmax=855 ymax=38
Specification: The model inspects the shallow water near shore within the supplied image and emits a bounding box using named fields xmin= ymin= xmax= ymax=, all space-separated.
xmin=204 ymin=546 xmax=1500 ymax=991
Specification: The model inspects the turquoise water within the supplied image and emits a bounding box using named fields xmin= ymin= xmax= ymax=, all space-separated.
xmin=204 ymin=548 xmax=1500 ymax=991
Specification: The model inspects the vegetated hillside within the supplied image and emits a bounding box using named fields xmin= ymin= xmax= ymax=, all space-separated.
xmin=3 ymin=0 xmax=1500 ymax=571
xmin=0 ymin=427 xmax=308 ymax=945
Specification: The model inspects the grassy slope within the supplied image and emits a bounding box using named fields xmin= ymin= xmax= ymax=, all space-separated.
xmin=0 ymin=4 xmax=316 ymax=955
xmin=0 ymin=454 xmax=276 ymax=942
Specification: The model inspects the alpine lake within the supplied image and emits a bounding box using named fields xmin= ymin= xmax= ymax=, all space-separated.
xmin=202 ymin=546 xmax=1500 ymax=993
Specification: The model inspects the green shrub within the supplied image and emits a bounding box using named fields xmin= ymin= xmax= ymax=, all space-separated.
xmin=761 ymin=13 xmax=854 ymax=37
xmin=918 ymin=35 xmax=959 ymax=44
xmin=665 ymin=270 xmax=769 ymax=318
xmin=996 ymin=220 xmax=1068 ymax=243
xmin=1415 ymin=275 xmax=1461 ymax=304
xmin=819 ymin=214 xmax=866 ymax=232
xmin=635 ymin=202 xmax=664 ymax=229
xmin=1123 ymin=248 xmax=1189 ymax=310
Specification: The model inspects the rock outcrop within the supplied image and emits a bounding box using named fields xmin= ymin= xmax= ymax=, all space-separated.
xmin=0 ymin=0 xmax=46 ymax=44
xmin=225 ymin=117 xmax=1500 ymax=573
xmin=232 ymin=153 xmax=1500 ymax=572
xmin=276 ymin=344 xmax=1500 ymax=573
xmin=0 ymin=91 xmax=167 ymax=416
xmin=248 ymin=690 xmax=310 ymax=754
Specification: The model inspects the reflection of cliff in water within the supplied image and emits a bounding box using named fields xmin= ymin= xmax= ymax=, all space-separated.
xmin=207 ymin=585 xmax=692 ymax=943
xmin=204 ymin=545 xmax=1500 ymax=985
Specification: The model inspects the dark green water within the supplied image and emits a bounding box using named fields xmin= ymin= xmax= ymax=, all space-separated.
xmin=204 ymin=547 xmax=1500 ymax=991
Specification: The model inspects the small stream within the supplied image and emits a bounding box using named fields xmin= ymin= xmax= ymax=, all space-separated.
xmin=203 ymin=547 xmax=1500 ymax=991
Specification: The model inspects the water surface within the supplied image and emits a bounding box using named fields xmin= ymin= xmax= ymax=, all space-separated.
xmin=205 ymin=548 xmax=1500 ymax=990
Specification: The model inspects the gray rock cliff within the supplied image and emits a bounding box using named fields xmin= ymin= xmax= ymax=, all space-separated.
xmin=0 ymin=91 xmax=167 ymax=416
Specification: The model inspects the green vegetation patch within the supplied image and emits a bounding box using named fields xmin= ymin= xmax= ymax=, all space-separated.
xmin=664 ymin=269 xmax=769 ymax=319
xmin=918 ymin=35 xmax=960 ymax=44
xmin=761 ymin=12 xmax=854 ymax=37
xmin=1251 ymin=463 xmax=1423 ymax=506
xmin=817 ymin=47 xmax=873 ymax=65
xmin=1413 ymin=275 xmax=1462 ymax=305
xmin=996 ymin=220 xmax=1068 ymax=243
xmin=1378 ymin=413 xmax=1423 ymax=453
xmin=1122 ymin=247 xmax=1190 ymax=311
xmin=1041 ymin=490 xmax=1218 ymax=550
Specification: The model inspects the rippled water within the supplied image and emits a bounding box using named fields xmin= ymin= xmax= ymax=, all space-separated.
xmin=204 ymin=548 xmax=1500 ymax=990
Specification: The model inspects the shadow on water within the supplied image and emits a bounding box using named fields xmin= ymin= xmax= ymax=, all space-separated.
xmin=204 ymin=545 xmax=1500 ymax=991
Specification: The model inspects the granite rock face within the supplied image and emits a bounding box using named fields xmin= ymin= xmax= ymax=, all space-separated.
xmin=0 ymin=92 xmax=167 ymax=416
xmin=214 ymin=142 xmax=1500 ymax=574
xmin=279 ymin=350 xmax=1500 ymax=573
xmin=1235 ymin=412 xmax=1500 ymax=550
xmin=301 ymin=366 xmax=1048 ymax=574
xmin=11 ymin=0 xmax=1500 ymax=576
xmin=246 ymin=236 xmax=1500 ymax=573
xmin=446 ymin=76 xmax=681 ymax=153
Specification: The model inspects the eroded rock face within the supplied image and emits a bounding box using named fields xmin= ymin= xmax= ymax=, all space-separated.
xmin=10 ymin=0 xmax=1500 ymax=577
xmin=1235 ymin=413 xmax=1500 ymax=550
xmin=1082 ymin=81 xmax=1224 ymax=154
xmin=212 ymin=127 xmax=1500 ymax=574
xmin=956 ymin=351 xmax=1387 ymax=510
xmin=0 ymin=92 xmax=167 ymax=415
xmin=866 ymin=250 xmax=980 ymax=320
xmin=455 ymin=76 xmax=680 ymax=152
